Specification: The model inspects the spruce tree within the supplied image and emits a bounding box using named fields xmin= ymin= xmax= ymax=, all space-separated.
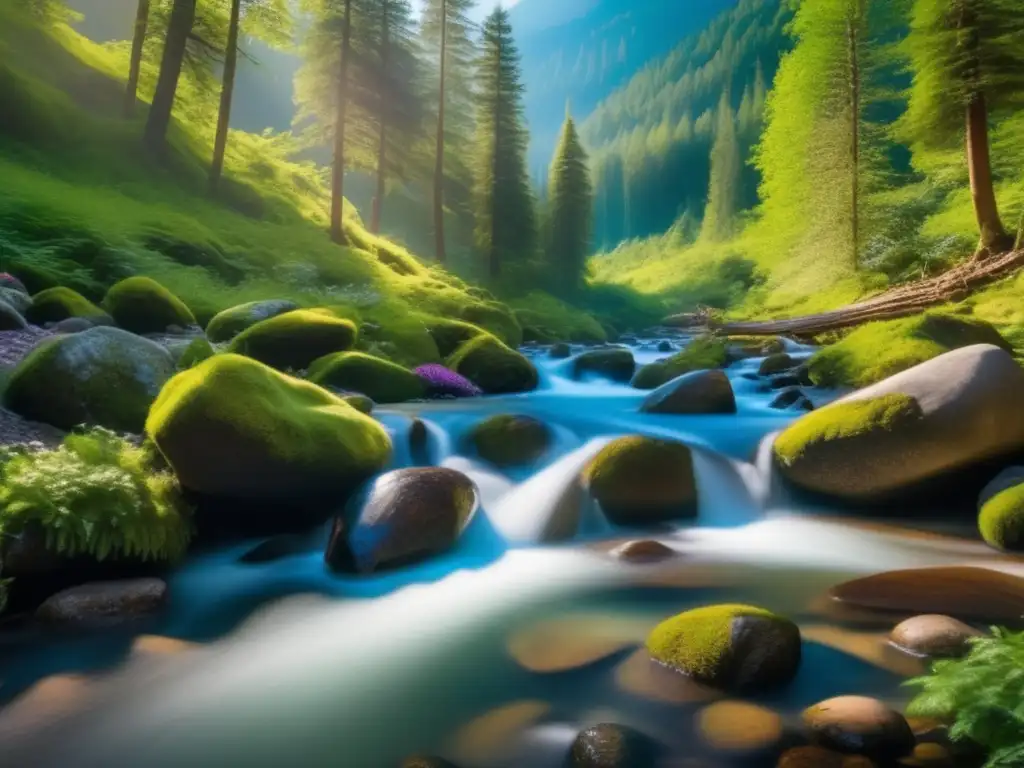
xmin=143 ymin=0 xmax=196 ymax=153
xmin=472 ymin=6 xmax=536 ymax=279
xmin=420 ymin=0 xmax=477 ymax=263
xmin=701 ymin=92 xmax=742 ymax=242
xmin=124 ymin=0 xmax=151 ymax=117
xmin=899 ymin=0 xmax=1024 ymax=256
xmin=546 ymin=112 xmax=593 ymax=294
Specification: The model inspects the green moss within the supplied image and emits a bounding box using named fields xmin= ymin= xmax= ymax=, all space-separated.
xmin=509 ymin=291 xmax=607 ymax=344
xmin=446 ymin=334 xmax=539 ymax=395
xmin=631 ymin=336 xmax=729 ymax=389
xmin=25 ymin=286 xmax=108 ymax=325
xmin=205 ymin=299 xmax=300 ymax=343
xmin=342 ymin=393 xmax=374 ymax=414
xmin=646 ymin=604 xmax=780 ymax=680
xmin=102 ymin=276 xmax=196 ymax=334
xmin=573 ymin=348 xmax=636 ymax=383
xmin=177 ymin=337 xmax=215 ymax=369
xmin=807 ymin=312 xmax=1013 ymax=388
xmin=773 ymin=394 xmax=923 ymax=467
xmin=308 ymin=351 xmax=426 ymax=404
xmin=758 ymin=353 xmax=795 ymax=375
xmin=228 ymin=309 xmax=357 ymax=372
xmin=9 ymin=262 xmax=61 ymax=295
xmin=0 ymin=427 xmax=191 ymax=562
xmin=467 ymin=415 xmax=551 ymax=467
xmin=459 ymin=302 xmax=523 ymax=347
xmin=146 ymin=354 xmax=391 ymax=502
xmin=584 ymin=436 xmax=697 ymax=524
xmin=4 ymin=326 xmax=176 ymax=432
xmin=726 ymin=335 xmax=786 ymax=357
xmin=979 ymin=484 xmax=1024 ymax=551
xmin=426 ymin=318 xmax=487 ymax=358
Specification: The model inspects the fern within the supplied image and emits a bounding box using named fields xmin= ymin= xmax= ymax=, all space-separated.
xmin=906 ymin=628 xmax=1024 ymax=766
xmin=0 ymin=428 xmax=192 ymax=563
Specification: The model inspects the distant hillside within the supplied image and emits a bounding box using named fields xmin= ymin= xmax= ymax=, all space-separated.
xmin=580 ymin=0 xmax=791 ymax=249
xmin=510 ymin=0 xmax=738 ymax=172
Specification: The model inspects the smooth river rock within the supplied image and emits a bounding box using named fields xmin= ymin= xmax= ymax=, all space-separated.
xmin=35 ymin=578 xmax=168 ymax=626
xmin=566 ymin=723 xmax=664 ymax=768
xmin=802 ymin=696 xmax=915 ymax=761
xmin=889 ymin=615 xmax=983 ymax=658
xmin=774 ymin=345 xmax=1024 ymax=501
xmin=828 ymin=566 xmax=1024 ymax=623
xmin=639 ymin=369 xmax=737 ymax=415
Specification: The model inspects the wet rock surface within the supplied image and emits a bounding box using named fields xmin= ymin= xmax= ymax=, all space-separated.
xmin=889 ymin=614 xmax=983 ymax=658
xmin=802 ymin=696 xmax=915 ymax=761
xmin=35 ymin=578 xmax=168 ymax=626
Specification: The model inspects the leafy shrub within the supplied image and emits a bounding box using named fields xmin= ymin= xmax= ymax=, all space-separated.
xmin=0 ymin=427 xmax=191 ymax=562
xmin=907 ymin=627 xmax=1024 ymax=767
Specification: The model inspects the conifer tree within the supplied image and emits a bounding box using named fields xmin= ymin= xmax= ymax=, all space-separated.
xmin=472 ymin=6 xmax=536 ymax=279
xmin=124 ymin=0 xmax=151 ymax=117
xmin=701 ymin=92 xmax=742 ymax=241
xmin=143 ymin=0 xmax=196 ymax=153
xmin=899 ymin=0 xmax=1024 ymax=256
xmin=209 ymin=0 xmax=291 ymax=195
xmin=546 ymin=112 xmax=593 ymax=293
xmin=420 ymin=0 xmax=477 ymax=263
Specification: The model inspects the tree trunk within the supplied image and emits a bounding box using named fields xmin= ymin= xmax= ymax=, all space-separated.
xmin=209 ymin=0 xmax=242 ymax=195
xmin=489 ymin=28 xmax=502 ymax=280
xmin=124 ymin=0 xmax=150 ymax=118
xmin=1016 ymin=207 xmax=1024 ymax=252
xmin=847 ymin=0 xmax=861 ymax=270
xmin=371 ymin=2 xmax=390 ymax=235
xmin=433 ymin=0 xmax=448 ymax=264
xmin=143 ymin=0 xmax=195 ymax=153
xmin=331 ymin=0 xmax=354 ymax=245
xmin=966 ymin=92 xmax=1010 ymax=256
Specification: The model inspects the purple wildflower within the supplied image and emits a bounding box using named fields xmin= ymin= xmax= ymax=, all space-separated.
xmin=414 ymin=364 xmax=483 ymax=398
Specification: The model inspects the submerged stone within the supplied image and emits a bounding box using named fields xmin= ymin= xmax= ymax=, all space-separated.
xmin=566 ymin=723 xmax=664 ymax=768
xmin=802 ymin=696 xmax=915 ymax=761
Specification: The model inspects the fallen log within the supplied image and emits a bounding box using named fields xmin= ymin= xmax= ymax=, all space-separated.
xmin=662 ymin=249 xmax=1024 ymax=338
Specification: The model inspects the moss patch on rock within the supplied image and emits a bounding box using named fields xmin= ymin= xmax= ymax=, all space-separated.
xmin=646 ymin=604 xmax=801 ymax=691
xmin=228 ymin=308 xmax=357 ymax=372
xmin=466 ymin=414 xmax=551 ymax=467
xmin=807 ymin=312 xmax=1013 ymax=388
xmin=631 ymin=336 xmax=729 ymax=390
xmin=459 ymin=302 xmax=523 ymax=347
xmin=572 ymin=348 xmax=636 ymax=383
xmin=773 ymin=394 xmax=923 ymax=468
xmin=26 ymin=286 xmax=108 ymax=325
xmin=446 ymin=334 xmax=539 ymax=395
xmin=205 ymin=299 xmax=300 ymax=343
xmin=308 ymin=351 xmax=426 ymax=404
xmin=584 ymin=436 xmax=697 ymax=525
xmin=177 ymin=337 xmax=215 ymax=369
xmin=146 ymin=354 xmax=391 ymax=502
xmin=426 ymin=318 xmax=488 ymax=358
xmin=102 ymin=276 xmax=196 ymax=334
xmin=979 ymin=484 xmax=1024 ymax=551
xmin=4 ymin=327 xmax=176 ymax=432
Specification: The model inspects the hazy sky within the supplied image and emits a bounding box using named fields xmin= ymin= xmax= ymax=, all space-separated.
xmin=414 ymin=0 xmax=523 ymax=21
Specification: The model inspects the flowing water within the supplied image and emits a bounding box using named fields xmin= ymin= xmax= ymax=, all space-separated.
xmin=0 ymin=336 xmax=1018 ymax=767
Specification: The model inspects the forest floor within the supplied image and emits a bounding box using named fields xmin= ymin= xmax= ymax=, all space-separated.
xmin=661 ymin=247 xmax=1024 ymax=339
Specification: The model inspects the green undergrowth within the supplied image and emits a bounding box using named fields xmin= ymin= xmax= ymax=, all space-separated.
xmin=0 ymin=427 xmax=191 ymax=563
xmin=0 ymin=6 xmax=601 ymax=356
xmin=907 ymin=627 xmax=1024 ymax=767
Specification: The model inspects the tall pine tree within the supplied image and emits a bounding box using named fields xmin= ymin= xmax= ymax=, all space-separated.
xmin=143 ymin=0 xmax=196 ymax=153
xmin=472 ymin=6 xmax=536 ymax=279
xmin=899 ymin=0 xmax=1024 ymax=256
xmin=420 ymin=0 xmax=476 ymax=263
xmin=546 ymin=112 xmax=593 ymax=294
xmin=124 ymin=0 xmax=151 ymax=117
xmin=701 ymin=92 xmax=742 ymax=241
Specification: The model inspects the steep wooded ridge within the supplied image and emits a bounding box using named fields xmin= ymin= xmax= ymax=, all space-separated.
xmin=664 ymin=248 xmax=1024 ymax=337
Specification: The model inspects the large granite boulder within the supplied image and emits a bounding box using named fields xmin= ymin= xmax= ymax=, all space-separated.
xmin=773 ymin=345 xmax=1024 ymax=501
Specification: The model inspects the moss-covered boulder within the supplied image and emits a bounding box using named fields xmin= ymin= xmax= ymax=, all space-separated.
xmin=726 ymin=335 xmax=786 ymax=361
xmin=758 ymin=353 xmax=796 ymax=376
xmin=572 ymin=348 xmax=636 ymax=383
xmin=0 ymin=298 xmax=27 ymax=331
xmin=176 ymin=337 xmax=215 ymax=369
xmin=640 ymin=370 xmax=737 ymax=415
xmin=228 ymin=309 xmax=357 ymax=372
xmin=807 ymin=312 xmax=1013 ymax=388
xmin=774 ymin=345 xmax=1024 ymax=501
xmin=308 ymin=352 xmax=426 ymax=404
xmin=4 ymin=327 xmax=176 ymax=432
xmin=466 ymin=414 xmax=551 ymax=467
xmin=102 ymin=277 xmax=196 ymax=335
xmin=205 ymin=299 xmax=300 ymax=343
xmin=631 ymin=336 xmax=728 ymax=390
xmin=583 ymin=436 xmax=697 ymax=525
xmin=26 ymin=287 xmax=109 ymax=326
xmin=977 ymin=467 xmax=1024 ymax=552
xmin=447 ymin=334 xmax=539 ymax=395
xmin=325 ymin=467 xmax=477 ymax=573
xmin=0 ymin=287 xmax=31 ymax=315
xmin=459 ymin=302 xmax=522 ymax=347
xmin=549 ymin=342 xmax=572 ymax=359
xmin=646 ymin=604 xmax=801 ymax=692
xmin=146 ymin=354 xmax=391 ymax=502
xmin=426 ymin=318 xmax=487 ymax=358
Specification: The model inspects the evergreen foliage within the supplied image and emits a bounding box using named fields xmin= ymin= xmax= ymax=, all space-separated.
xmin=0 ymin=427 xmax=191 ymax=562
xmin=471 ymin=6 xmax=536 ymax=280
xmin=545 ymin=113 xmax=593 ymax=294
xmin=701 ymin=92 xmax=743 ymax=242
